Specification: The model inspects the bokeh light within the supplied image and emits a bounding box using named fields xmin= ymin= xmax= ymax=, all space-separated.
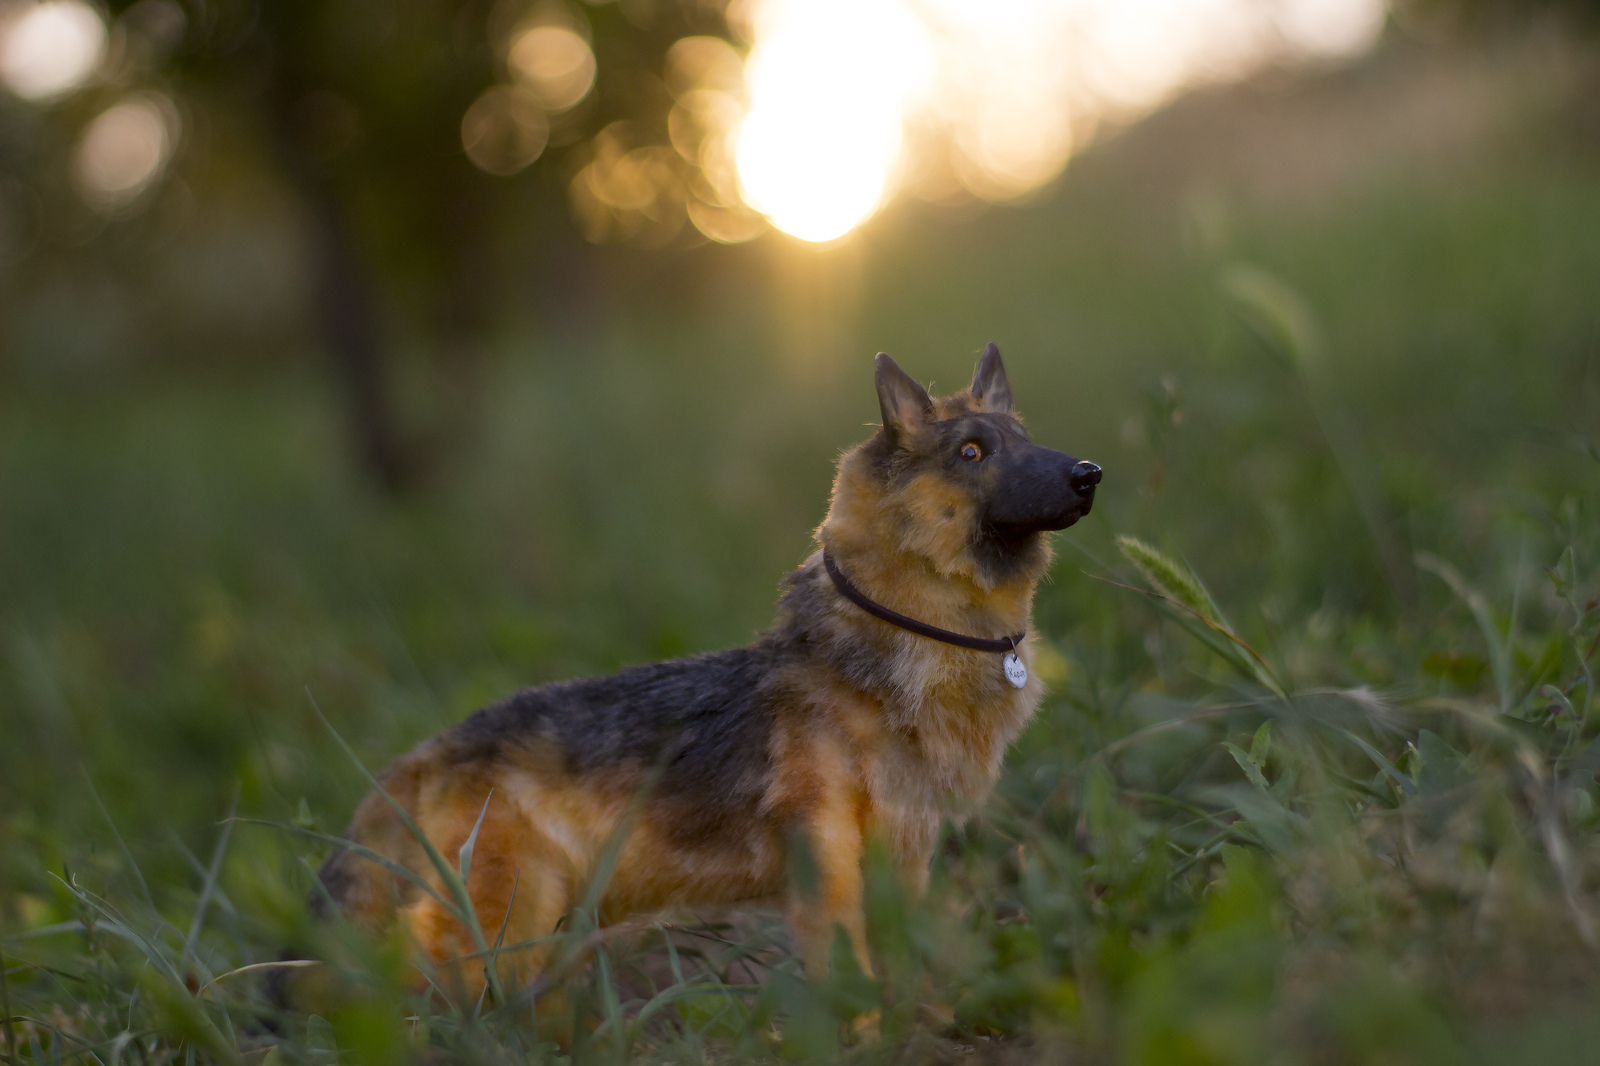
xmin=918 ymin=0 xmax=1081 ymax=202
xmin=508 ymin=24 xmax=596 ymax=112
xmin=462 ymin=86 xmax=548 ymax=176
xmin=664 ymin=35 xmax=744 ymax=100
xmin=0 ymin=0 xmax=107 ymax=102
xmin=73 ymin=93 xmax=178 ymax=210
xmin=663 ymin=36 xmax=766 ymax=244
xmin=571 ymin=123 xmax=693 ymax=246
xmin=1279 ymin=0 xmax=1389 ymax=56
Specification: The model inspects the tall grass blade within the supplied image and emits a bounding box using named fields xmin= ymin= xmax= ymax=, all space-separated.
xmin=1537 ymin=800 xmax=1599 ymax=948
xmin=304 ymin=691 xmax=505 ymax=1004
xmin=595 ymin=946 xmax=625 ymax=1062
xmin=1223 ymin=264 xmax=1417 ymax=603
xmin=139 ymin=969 xmax=241 ymax=1066
xmin=171 ymin=834 xmax=236 ymax=920
xmin=1116 ymin=535 xmax=1226 ymax=625
xmin=82 ymin=771 xmax=154 ymax=913
xmin=0 ymin=923 xmax=87 ymax=944
xmin=1329 ymin=725 xmax=1417 ymax=799
xmin=458 ymin=790 xmax=494 ymax=889
xmin=1220 ymin=263 xmax=1323 ymax=372
xmin=181 ymin=788 xmax=238 ymax=968
xmin=1113 ymin=537 xmax=1288 ymax=699
xmin=1418 ymin=553 xmax=1513 ymax=712
xmin=198 ymin=959 xmax=320 ymax=997
xmin=1 ymin=950 xmax=17 ymax=1066
xmin=234 ymin=820 xmax=455 ymax=913
xmin=106 ymin=1032 xmax=135 ymax=1066
xmin=50 ymin=876 xmax=186 ymax=987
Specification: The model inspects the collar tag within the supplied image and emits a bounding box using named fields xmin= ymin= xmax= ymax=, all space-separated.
xmin=1003 ymin=652 xmax=1028 ymax=689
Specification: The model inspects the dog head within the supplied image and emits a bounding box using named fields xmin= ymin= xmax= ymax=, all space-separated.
xmin=824 ymin=343 xmax=1100 ymax=588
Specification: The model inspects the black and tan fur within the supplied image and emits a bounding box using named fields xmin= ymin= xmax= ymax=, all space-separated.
xmin=312 ymin=344 xmax=1100 ymax=991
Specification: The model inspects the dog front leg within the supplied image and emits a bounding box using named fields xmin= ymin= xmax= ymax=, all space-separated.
xmin=787 ymin=789 xmax=871 ymax=981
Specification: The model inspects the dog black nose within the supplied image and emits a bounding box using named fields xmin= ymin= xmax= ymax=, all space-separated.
xmin=1070 ymin=461 xmax=1102 ymax=492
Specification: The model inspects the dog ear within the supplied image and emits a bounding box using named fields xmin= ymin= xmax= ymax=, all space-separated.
xmin=971 ymin=342 xmax=1013 ymax=413
xmin=875 ymin=352 xmax=933 ymax=441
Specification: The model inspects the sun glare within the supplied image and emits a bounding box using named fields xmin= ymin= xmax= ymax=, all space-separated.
xmin=734 ymin=0 xmax=933 ymax=243
xmin=0 ymin=0 xmax=106 ymax=102
xmin=729 ymin=0 xmax=1386 ymax=242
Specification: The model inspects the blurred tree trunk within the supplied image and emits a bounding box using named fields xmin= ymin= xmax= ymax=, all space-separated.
xmin=427 ymin=173 xmax=494 ymax=458
xmin=300 ymin=179 xmax=412 ymax=493
xmin=266 ymin=82 xmax=414 ymax=493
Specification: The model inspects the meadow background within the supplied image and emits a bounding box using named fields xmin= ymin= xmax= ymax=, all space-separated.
xmin=3 ymin=4 xmax=1600 ymax=1063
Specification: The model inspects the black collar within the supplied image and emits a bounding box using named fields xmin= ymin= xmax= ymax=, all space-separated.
xmin=822 ymin=552 xmax=1024 ymax=654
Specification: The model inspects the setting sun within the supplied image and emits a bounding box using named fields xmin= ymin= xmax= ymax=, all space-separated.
xmin=733 ymin=0 xmax=932 ymax=243
xmin=729 ymin=0 xmax=1386 ymax=243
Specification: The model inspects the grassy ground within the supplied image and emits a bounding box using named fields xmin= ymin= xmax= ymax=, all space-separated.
xmin=3 ymin=38 xmax=1600 ymax=1065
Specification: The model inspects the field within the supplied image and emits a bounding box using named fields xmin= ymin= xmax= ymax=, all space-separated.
xmin=4 ymin=38 xmax=1600 ymax=1064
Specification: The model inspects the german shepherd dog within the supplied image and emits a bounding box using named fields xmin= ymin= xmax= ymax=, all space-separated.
xmin=311 ymin=344 xmax=1100 ymax=994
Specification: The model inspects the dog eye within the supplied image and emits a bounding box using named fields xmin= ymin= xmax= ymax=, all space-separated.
xmin=961 ymin=442 xmax=982 ymax=461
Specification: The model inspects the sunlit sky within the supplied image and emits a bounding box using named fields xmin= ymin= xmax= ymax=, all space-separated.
xmin=0 ymin=0 xmax=1387 ymax=235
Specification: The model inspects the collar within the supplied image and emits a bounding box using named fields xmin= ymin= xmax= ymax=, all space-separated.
xmin=821 ymin=552 xmax=1024 ymax=654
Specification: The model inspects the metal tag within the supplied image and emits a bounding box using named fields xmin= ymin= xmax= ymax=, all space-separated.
xmin=1003 ymin=652 xmax=1028 ymax=689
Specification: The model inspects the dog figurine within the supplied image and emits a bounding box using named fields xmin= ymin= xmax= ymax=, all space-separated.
xmin=310 ymin=343 xmax=1100 ymax=994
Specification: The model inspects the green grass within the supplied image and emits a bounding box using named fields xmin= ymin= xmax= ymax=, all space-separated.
xmin=4 ymin=48 xmax=1600 ymax=1064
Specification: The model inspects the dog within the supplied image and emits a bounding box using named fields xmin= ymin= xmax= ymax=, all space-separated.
xmin=309 ymin=343 xmax=1100 ymax=996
